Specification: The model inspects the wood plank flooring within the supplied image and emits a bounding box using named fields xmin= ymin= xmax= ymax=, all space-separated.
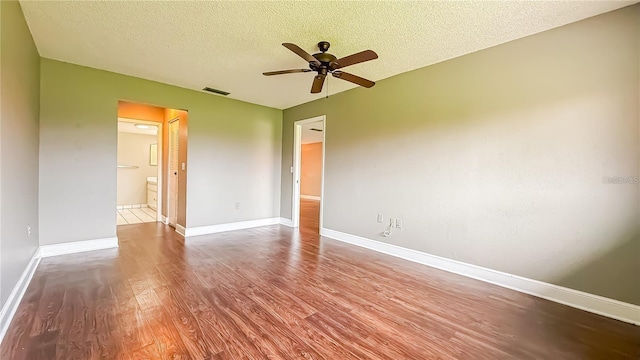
xmin=299 ymin=199 xmax=320 ymax=234
xmin=1 ymin=207 xmax=638 ymax=359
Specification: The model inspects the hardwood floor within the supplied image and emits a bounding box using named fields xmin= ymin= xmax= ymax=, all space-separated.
xmin=1 ymin=213 xmax=638 ymax=358
xmin=299 ymin=199 xmax=320 ymax=233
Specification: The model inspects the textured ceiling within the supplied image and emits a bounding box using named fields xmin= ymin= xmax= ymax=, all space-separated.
xmin=21 ymin=1 xmax=635 ymax=109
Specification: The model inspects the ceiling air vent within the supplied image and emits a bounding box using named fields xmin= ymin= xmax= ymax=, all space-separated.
xmin=202 ymin=87 xmax=230 ymax=96
xmin=311 ymin=128 xmax=323 ymax=132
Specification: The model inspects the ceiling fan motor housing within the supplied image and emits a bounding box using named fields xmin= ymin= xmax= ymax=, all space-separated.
xmin=311 ymin=53 xmax=337 ymax=71
xmin=311 ymin=42 xmax=337 ymax=72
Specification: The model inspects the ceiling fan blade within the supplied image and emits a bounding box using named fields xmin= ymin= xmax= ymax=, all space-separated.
xmin=331 ymin=50 xmax=378 ymax=70
xmin=282 ymin=43 xmax=321 ymax=66
xmin=311 ymin=74 xmax=326 ymax=93
xmin=332 ymin=71 xmax=375 ymax=88
xmin=263 ymin=69 xmax=312 ymax=76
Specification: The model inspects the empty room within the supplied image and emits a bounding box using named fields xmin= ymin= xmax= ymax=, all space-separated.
xmin=1 ymin=1 xmax=638 ymax=359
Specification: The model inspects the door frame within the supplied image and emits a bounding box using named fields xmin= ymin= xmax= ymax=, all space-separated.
xmin=291 ymin=115 xmax=326 ymax=229
xmin=167 ymin=117 xmax=180 ymax=227
xmin=117 ymin=117 xmax=163 ymax=222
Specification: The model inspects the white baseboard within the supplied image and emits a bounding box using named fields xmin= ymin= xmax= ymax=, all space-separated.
xmin=184 ymin=217 xmax=281 ymax=237
xmin=279 ymin=217 xmax=294 ymax=227
xmin=0 ymin=249 xmax=41 ymax=343
xmin=39 ymin=237 xmax=119 ymax=258
xmin=1 ymin=236 xmax=119 ymax=342
xmin=175 ymin=224 xmax=186 ymax=237
xmin=300 ymin=195 xmax=321 ymax=201
xmin=320 ymin=227 xmax=640 ymax=325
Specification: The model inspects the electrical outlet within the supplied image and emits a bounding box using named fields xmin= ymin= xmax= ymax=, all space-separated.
xmin=235 ymin=202 xmax=240 ymax=210
xmin=27 ymin=225 xmax=31 ymax=237
xmin=395 ymin=218 xmax=403 ymax=229
xmin=377 ymin=214 xmax=383 ymax=223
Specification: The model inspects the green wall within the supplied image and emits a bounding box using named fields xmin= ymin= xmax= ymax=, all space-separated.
xmin=0 ymin=0 xmax=41 ymax=308
xmin=281 ymin=6 xmax=639 ymax=304
xmin=39 ymin=59 xmax=282 ymax=245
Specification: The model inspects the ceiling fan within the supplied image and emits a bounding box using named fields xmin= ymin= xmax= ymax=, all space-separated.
xmin=263 ymin=41 xmax=378 ymax=94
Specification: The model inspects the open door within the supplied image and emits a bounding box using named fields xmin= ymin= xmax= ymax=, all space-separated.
xmin=167 ymin=118 xmax=180 ymax=226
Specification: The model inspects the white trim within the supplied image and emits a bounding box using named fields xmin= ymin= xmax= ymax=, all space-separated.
xmin=184 ymin=218 xmax=280 ymax=237
xmin=292 ymin=115 xmax=326 ymax=229
xmin=39 ymin=237 xmax=119 ymax=258
xmin=175 ymin=224 xmax=186 ymax=237
xmin=0 ymin=249 xmax=41 ymax=343
xmin=155 ymin=122 xmax=164 ymax=223
xmin=320 ymin=227 xmax=640 ymax=325
xmin=300 ymin=195 xmax=321 ymax=201
xmin=292 ymin=122 xmax=302 ymax=228
xmin=279 ymin=217 xmax=294 ymax=227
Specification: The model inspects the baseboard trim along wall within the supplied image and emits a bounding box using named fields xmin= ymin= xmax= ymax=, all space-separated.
xmin=320 ymin=227 xmax=640 ymax=325
xmin=39 ymin=237 xmax=119 ymax=258
xmin=0 ymin=237 xmax=119 ymax=343
xmin=0 ymin=249 xmax=41 ymax=344
xmin=175 ymin=224 xmax=186 ymax=237
xmin=184 ymin=217 xmax=281 ymax=237
xmin=300 ymin=194 xmax=321 ymax=201
xmin=279 ymin=217 xmax=294 ymax=227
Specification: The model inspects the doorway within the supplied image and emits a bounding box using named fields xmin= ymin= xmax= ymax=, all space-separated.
xmin=292 ymin=115 xmax=326 ymax=233
xmin=116 ymin=119 xmax=162 ymax=225
xmin=116 ymin=101 xmax=189 ymax=235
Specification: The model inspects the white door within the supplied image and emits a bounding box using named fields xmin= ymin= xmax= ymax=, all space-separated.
xmin=168 ymin=119 xmax=180 ymax=226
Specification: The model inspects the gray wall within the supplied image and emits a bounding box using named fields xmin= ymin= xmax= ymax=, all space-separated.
xmin=0 ymin=0 xmax=41 ymax=307
xmin=39 ymin=59 xmax=282 ymax=245
xmin=281 ymin=6 xmax=639 ymax=304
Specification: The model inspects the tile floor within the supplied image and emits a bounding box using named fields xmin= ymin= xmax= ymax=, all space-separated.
xmin=116 ymin=207 xmax=157 ymax=225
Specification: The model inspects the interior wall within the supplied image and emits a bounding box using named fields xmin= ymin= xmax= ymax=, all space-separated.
xmin=0 ymin=0 xmax=41 ymax=307
xmin=301 ymin=142 xmax=323 ymax=197
xmin=117 ymin=101 xmax=165 ymax=121
xmin=281 ymin=6 xmax=640 ymax=304
xmin=117 ymin=132 xmax=158 ymax=206
xmin=39 ymin=59 xmax=282 ymax=245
